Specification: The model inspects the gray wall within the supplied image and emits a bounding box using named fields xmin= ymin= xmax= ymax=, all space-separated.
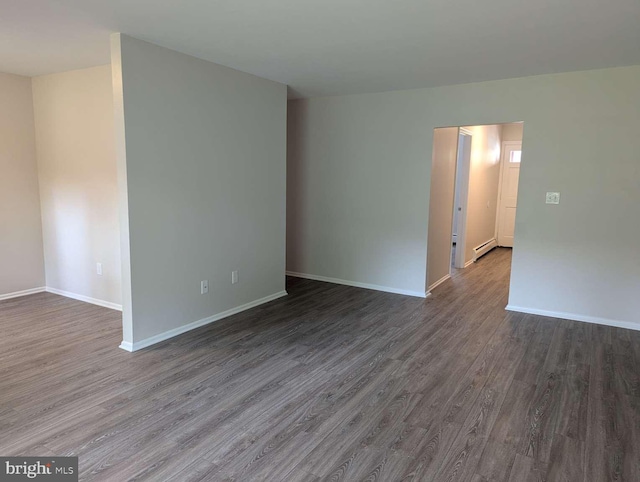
xmin=32 ymin=65 xmax=121 ymax=307
xmin=0 ymin=72 xmax=45 ymax=297
xmin=113 ymin=35 xmax=287 ymax=344
xmin=286 ymin=94 xmax=431 ymax=295
xmin=287 ymin=65 xmax=640 ymax=328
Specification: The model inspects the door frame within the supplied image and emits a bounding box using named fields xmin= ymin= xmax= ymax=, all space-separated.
xmin=453 ymin=128 xmax=473 ymax=269
xmin=495 ymin=140 xmax=523 ymax=246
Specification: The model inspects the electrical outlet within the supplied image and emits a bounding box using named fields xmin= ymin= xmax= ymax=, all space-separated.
xmin=201 ymin=280 xmax=209 ymax=294
xmin=545 ymin=192 xmax=560 ymax=204
xmin=231 ymin=270 xmax=238 ymax=284
xmin=96 ymin=262 xmax=102 ymax=276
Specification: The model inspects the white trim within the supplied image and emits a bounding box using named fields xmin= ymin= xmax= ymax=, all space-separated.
xmin=428 ymin=274 xmax=450 ymax=292
xmin=45 ymin=287 xmax=123 ymax=311
xmin=505 ymin=305 xmax=640 ymax=332
xmin=120 ymin=290 xmax=289 ymax=352
xmin=0 ymin=287 xmax=46 ymax=301
xmin=473 ymin=238 xmax=497 ymax=262
xmin=459 ymin=127 xmax=473 ymax=136
xmin=286 ymin=271 xmax=428 ymax=298
xmin=119 ymin=341 xmax=134 ymax=352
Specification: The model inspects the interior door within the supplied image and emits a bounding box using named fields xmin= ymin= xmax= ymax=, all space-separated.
xmin=497 ymin=142 xmax=522 ymax=247
xmin=454 ymin=132 xmax=472 ymax=269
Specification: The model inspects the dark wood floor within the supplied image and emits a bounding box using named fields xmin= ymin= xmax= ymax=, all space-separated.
xmin=1 ymin=248 xmax=639 ymax=481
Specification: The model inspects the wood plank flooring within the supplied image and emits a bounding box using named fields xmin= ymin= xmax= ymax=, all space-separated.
xmin=1 ymin=248 xmax=639 ymax=481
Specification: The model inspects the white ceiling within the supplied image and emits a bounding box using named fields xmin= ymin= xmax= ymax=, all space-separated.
xmin=2 ymin=0 xmax=639 ymax=98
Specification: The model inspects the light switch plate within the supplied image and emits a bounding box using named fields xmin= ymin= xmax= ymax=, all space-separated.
xmin=545 ymin=192 xmax=560 ymax=204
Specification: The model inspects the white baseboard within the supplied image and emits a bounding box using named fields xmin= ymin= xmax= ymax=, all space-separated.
xmin=464 ymin=259 xmax=474 ymax=268
xmin=286 ymin=271 xmax=428 ymax=298
xmin=119 ymin=341 xmax=134 ymax=352
xmin=0 ymin=287 xmax=46 ymax=301
xmin=45 ymin=287 xmax=123 ymax=311
xmin=428 ymin=274 xmax=451 ymax=292
xmin=473 ymin=238 xmax=497 ymax=262
xmin=505 ymin=305 xmax=640 ymax=332
xmin=120 ymin=290 xmax=289 ymax=352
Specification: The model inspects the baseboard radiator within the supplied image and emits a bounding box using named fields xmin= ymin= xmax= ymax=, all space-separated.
xmin=473 ymin=238 xmax=498 ymax=262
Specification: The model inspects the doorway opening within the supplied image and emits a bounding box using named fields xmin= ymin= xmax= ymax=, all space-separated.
xmin=426 ymin=122 xmax=525 ymax=294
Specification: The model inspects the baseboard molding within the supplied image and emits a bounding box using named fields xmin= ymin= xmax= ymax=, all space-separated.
xmin=119 ymin=341 xmax=134 ymax=352
xmin=473 ymin=238 xmax=497 ymax=262
xmin=286 ymin=271 xmax=428 ymax=298
xmin=505 ymin=305 xmax=640 ymax=332
xmin=464 ymin=259 xmax=474 ymax=268
xmin=120 ymin=290 xmax=289 ymax=352
xmin=45 ymin=287 xmax=123 ymax=311
xmin=428 ymin=274 xmax=451 ymax=292
xmin=0 ymin=287 xmax=45 ymax=301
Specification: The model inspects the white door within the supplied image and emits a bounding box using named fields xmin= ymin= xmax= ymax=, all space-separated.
xmin=452 ymin=134 xmax=465 ymax=243
xmin=497 ymin=142 xmax=522 ymax=247
xmin=454 ymin=132 xmax=472 ymax=268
